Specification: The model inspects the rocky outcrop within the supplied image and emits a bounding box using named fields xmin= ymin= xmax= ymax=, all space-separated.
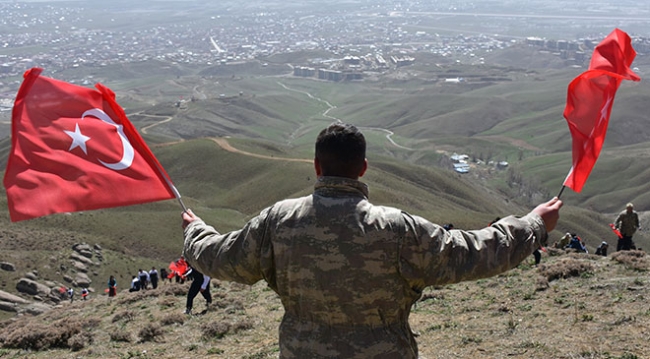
xmin=23 ymin=302 xmax=52 ymax=315
xmin=72 ymin=243 xmax=93 ymax=259
xmin=70 ymin=252 xmax=94 ymax=265
xmin=16 ymin=278 xmax=51 ymax=297
xmin=0 ymin=301 xmax=18 ymax=312
xmin=0 ymin=290 xmax=29 ymax=304
xmin=71 ymin=261 xmax=88 ymax=273
xmin=0 ymin=262 xmax=16 ymax=272
xmin=74 ymin=273 xmax=92 ymax=288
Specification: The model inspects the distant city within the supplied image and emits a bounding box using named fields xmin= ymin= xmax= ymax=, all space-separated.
xmin=1 ymin=0 xmax=650 ymax=102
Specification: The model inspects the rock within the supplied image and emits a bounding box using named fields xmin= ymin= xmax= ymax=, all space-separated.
xmin=94 ymin=244 xmax=102 ymax=251
xmin=24 ymin=272 xmax=38 ymax=281
xmin=70 ymin=253 xmax=93 ymax=265
xmin=74 ymin=273 xmax=92 ymax=288
xmin=63 ymin=275 xmax=73 ymax=283
xmin=71 ymin=261 xmax=88 ymax=273
xmin=72 ymin=243 xmax=92 ymax=253
xmin=0 ymin=289 xmax=29 ymax=304
xmin=0 ymin=262 xmax=16 ymax=272
xmin=0 ymin=300 xmax=18 ymax=312
xmin=73 ymin=243 xmax=93 ymax=258
xmin=23 ymin=302 xmax=52 ymax=315
xmin=16 ymin=278 xmax=51 ymax=296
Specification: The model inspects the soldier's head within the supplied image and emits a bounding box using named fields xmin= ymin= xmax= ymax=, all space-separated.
xmin=626 ymin=203 xmax=634 ymax=213
xmin=315 ymin=122 xmax=367 ymax=179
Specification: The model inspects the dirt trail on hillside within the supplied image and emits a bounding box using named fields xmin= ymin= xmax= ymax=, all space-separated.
xmin=210 ymin=137 xmax=312 ymax=164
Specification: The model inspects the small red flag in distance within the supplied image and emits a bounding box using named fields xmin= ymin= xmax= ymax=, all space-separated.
xmin=562 ymin=28 xmax=641 ymax=193
xmin=4 ymin=68 xmax=178 ymax=221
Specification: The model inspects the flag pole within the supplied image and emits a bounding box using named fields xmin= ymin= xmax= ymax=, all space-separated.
xmin=170 ymin=184 xmax=188 ymax=213
xmin=153 ymin=162 xmax=188 ymax=212
xmin=557 ymin=185 xmax=566 ymax=199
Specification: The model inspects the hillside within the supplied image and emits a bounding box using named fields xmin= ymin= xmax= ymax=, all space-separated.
xmin=2 ymin=36 xmax=650 ymax=358
xmin=1 ymin=250 xmax=648 ymax=358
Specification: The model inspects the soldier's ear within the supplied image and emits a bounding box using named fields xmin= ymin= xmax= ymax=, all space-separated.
xmin=358 ymin=159 xmax=368 ymax=177
xmin=314 ymin=157 xmax=322 ymax=176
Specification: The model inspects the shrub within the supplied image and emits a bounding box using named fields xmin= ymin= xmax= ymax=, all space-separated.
xmin=201 ymin=321 xmax=230 ymax=340
xmin=611 ymin=250 xmax=649 ymax=271
xmin=537 ymin=257 xmax=595 ymax=282
xmin=161 ymin=313 xmax=186 ymax=326
xmin=0 ymin=317 xmax=99 ymax=351
xmin=112 ymin=310 xmax=137 ymax=323
xmin=160 ymin=283 xmax=190 ymax=297
xmin=68 ymin=332 xmax=93 ymax=351
xmin=139 ymin=323 xmax=164 ymax=343
xmin=109 ymin=329 xmax=132 ymax=343
xmin=231 ymin=319 xmax=254 ymax=333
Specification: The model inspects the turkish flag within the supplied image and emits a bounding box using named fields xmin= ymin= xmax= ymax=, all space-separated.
xmin=4 ymin=68 xmax=178 ymax=221
xmin=562 ymin=28 xmax=640 ymax=192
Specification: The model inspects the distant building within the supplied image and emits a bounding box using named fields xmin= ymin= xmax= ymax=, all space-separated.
xmin=453 ymin=163 xmax=470 ymax=173
xmin=294 ymin=66 xmax=316 ymax=77
xmin=390 ymin=55 xmax=415 ymax=67
xmin=318 ymin=69 xmax=343 ymax=81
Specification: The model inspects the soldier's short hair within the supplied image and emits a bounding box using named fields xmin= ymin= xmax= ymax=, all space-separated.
xmin=315 ymin=122 xmax=366 ymax=178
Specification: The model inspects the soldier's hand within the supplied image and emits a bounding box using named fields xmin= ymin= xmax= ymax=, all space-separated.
xmin=532 ymin=197 xmax=563 ymax=232
xmin=182 ymin=209 xmax=200 ymax=229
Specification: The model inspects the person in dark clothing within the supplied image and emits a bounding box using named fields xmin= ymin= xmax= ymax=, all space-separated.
xmin=108 ymin=275 xmax=117 ymax=297
xmin=532 ymin=247 xmax=542 ymax=265
xmin=138 ymin=269 xmax=149 ymax=290
xmin=595 ymin=241 xmax=609 ymax=256
xmin=160 ymin=268 xmax=169 ymax=284
xmin=184 ymin=267 xmax=212 ymax=315
xmin=149 ymin=267 xmax=159 ymax=289
xmin=566 ymin=233 xmax=587 ymax=253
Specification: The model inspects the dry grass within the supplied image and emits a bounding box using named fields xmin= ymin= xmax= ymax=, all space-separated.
xmin=0 ymin=252 xmax=649 ymax=358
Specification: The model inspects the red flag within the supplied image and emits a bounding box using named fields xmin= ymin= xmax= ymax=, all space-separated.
xmin=609 ymin=223 xmax=623 ymax=239
xmin=563 ymin=29 xmax=641 ymax=192
xmin=4 ymin=68 xmax=179 ymax=221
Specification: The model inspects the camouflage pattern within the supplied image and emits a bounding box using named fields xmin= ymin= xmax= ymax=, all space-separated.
xmin=615 ymin=210 xmax=639 ymax=237
xmin=184 ymin=176 xmax=547 ymax=358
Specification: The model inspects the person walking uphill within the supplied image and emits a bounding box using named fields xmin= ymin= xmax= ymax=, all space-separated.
xmin=184 ymin=267 xmax=212 ymax=315
xmin=615 ymin=202 xmax=640 ymax=251
xmin=181 ymin=122 xmax=563 ymax=359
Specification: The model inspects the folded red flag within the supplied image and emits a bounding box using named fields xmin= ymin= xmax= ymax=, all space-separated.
xmin=563 ymin=29 xmax=641 ymax=193
xmin=4 ymin=68 xmax=178 ymax=221
xmin=609 ymin=223 xmax=623 ymax=239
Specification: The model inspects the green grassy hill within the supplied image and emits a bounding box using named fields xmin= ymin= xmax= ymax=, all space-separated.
xmin=2 ymin=52 xmax=650 ymax=358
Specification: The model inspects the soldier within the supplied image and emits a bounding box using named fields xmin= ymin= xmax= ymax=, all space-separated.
xmin=181 ymin=122 xmax=562 ymax=358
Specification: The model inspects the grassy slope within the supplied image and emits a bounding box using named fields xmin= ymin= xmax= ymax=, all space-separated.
xmin=2 ymin=51 xmax=650 ymax=356
xmin=0 ymin=252 xmax=648 ymax=359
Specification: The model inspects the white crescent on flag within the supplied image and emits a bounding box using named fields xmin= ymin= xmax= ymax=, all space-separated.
xmin=80 ymin=108 xmax=135 ymax=171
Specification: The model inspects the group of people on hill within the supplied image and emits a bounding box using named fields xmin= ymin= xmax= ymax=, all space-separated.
xmin=128 ymin=267 xmax=161 ymax=292
xmin=550 ymin=203 xmax=641 ymax=257
xmin=63 ymin=286 xmax=89 ymax=303
xmin=105 ymin=258 xmax=213 ymax=316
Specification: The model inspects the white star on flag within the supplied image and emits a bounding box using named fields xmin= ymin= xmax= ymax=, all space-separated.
xmin=64 ymin=123 xmax=90 ymax=154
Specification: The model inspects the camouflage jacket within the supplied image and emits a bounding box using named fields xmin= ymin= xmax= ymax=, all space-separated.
xmin=183 ymin=176 xmax=547 ymax=358
xmin=615 ymin=210 xmax=639 ymax=237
